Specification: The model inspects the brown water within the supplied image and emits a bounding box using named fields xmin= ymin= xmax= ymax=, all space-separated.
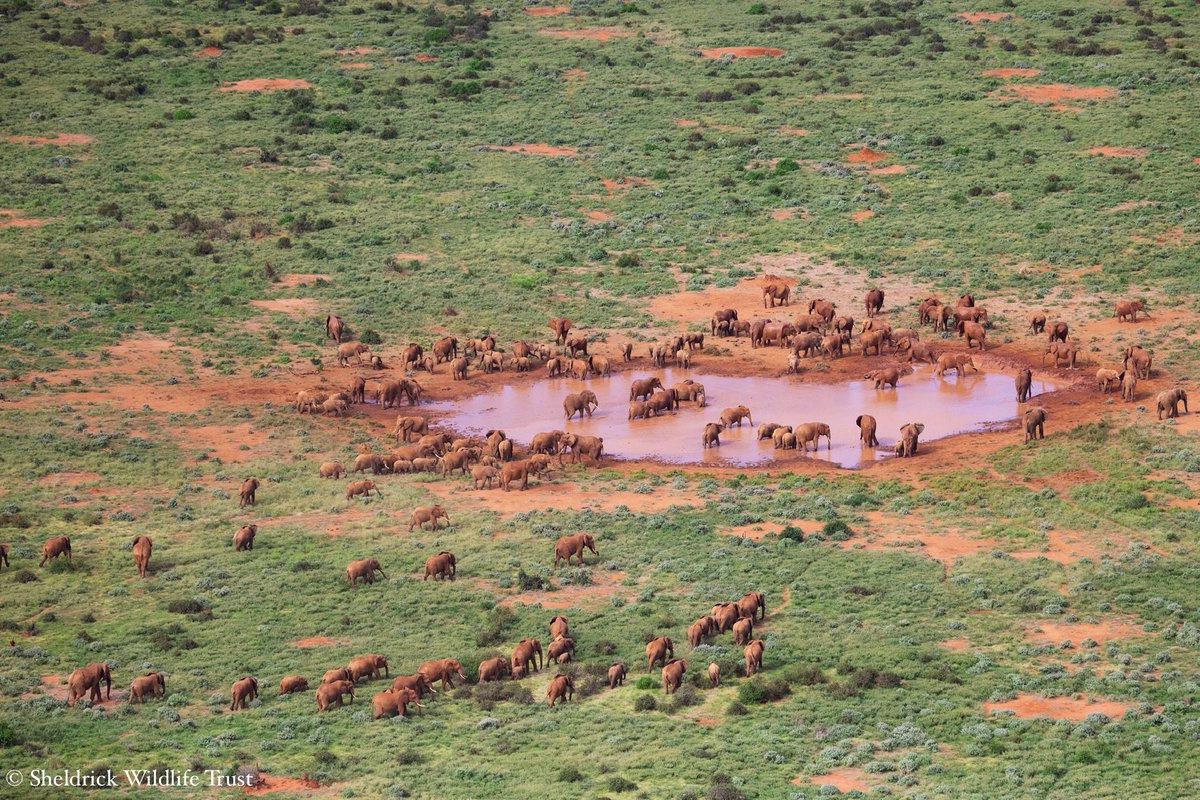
xmin=431 ymin=367 xmax=1058 ymax=469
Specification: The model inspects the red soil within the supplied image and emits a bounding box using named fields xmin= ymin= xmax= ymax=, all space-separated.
xmin=1107 ymin=199 xmax=1152 ymax=213
xmin=539 ymin=27 xmax=635 ymax=42
xmin=245 ymin=774 xmax=335 ymax=796
xmin=580 ymin=207 xmax=614 ymax=222
xmin=525 ymin=4 xmax=570 ymax=14
xmin=563 ymin=68 xmax=588 ymax=79
xmin=960 ymin=11 xmax=1016 ymax=23
xmin=220 ymin=79 xmax=313 ymax=92
xmin=339 ymin=62 xmax=370 ymax=69
xmin=249 ymin=298 xmax=318 ymax=316
xmin=796 ymin=768 xmax=872 ymax=792
xmin=984 ymin=694 xmax=1138 ymax=722
xmin=196 ymin=46 xmax=223 ymax=57
xmin=335 ymin=47 xmax=378 ymax=55
xmin=0 ymin=209 xmax=51 ymax=228
xmin=276 ymin=273 xmax=330 ymax=287
xmin=1088 ymin=146 xmax=1147 ymax=158
xmin=290 ymin=636 xmax=350 ymax=648
xmin=770 ymin=208 xmax=797 ymax=220
xmin=993 ymin=83 xmax=1118 ymax=111
xmin=942 ymin=638 xmax=971 ymax=650
xmin=1022 ymin=619 xmax=1145 ymax=645
xmin=778 ymin=127 xmax=809 ymax=135
xmin=413 ymin=53 xmax=438 ymax=62
xmin=488 ymin=143 xmax=579 ymax=156
xmin=846 ymin=147 xmax=890 ymax=163
xmin=601 ymin=176 xmax=651 ymax=192
xmin=869 ymin=164 xmax=908 ymax=175
xmin=699 ymin=46 xmax=785 ymax=58
xmin=674 ymin=118 xmax=698 ymax=127
xmin=983 ymin=67 xmax=1041 ymax=77
xmin=721 ymin=521 xmax=784 ymax=541
xmin=393 ymin=252 xmax=429 ymax=261
xmin=5 ymin=133 xmax=94 ymax=146
xmin=850 ymin=209 xmax=875 ymax=222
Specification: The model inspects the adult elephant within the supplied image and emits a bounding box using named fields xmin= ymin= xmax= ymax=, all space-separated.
xmin=647 ymin=389 xmax=679 ymax=415
xmin=918 ymin=297 xmax=941 ymax=325
xmin=688 ymin=616 xmax=716 ymax=647
xmin=710 ymin=602 xmax=740 ymax=633
xmin=373 ymin=687 xmax=421 ymax=719
xmin=1043 ymin=343 xmax=1077 ymax=369
xmin=856 ymin=415 xmax=878 ymax=447
xmin=860 ymin=330 xmax=886 ymax=357
xmin=338 ymin=342 xmax=370 ymax=367
xmin=548 ymin=317 xmax=572 ymax=345
xmin=1096 ymin=369 xmax=1122 ymax=394
xmin=629 ymin=377 xmax=663 ymax=401
xmin=394 ymin=415 xmax=429 ymax=442
xmin=933 ymin=305 xmax=954 ymax=332
xmin=549 ymin=615 xmax=569 ymax=640
xmin=792 ymin=332 xmax=822 ymax=358
xmin=954 ymin=306 xmax=990 ymax=327
xmin=348 ymin=655 xmax=386 ymax=683
xmin=1157 ymin=388 xmax=1189 ymax=420
xmin=1114 ymin=300 xmax=1147 ymax=323
xmin=762 ymin=282 xmax=791 ymax=308
xmin=511 ymin=639 xmax=543 ymax=677
xmin=1016 ymin=367 xmax=1033 ymax=403
xmin=744 ymin=640 xmax=765 ymax=677
xmin=749 ymin=318 xmax=770 ymax=348
xmin=587 ymin=354 xmax=612 ymax=377
xmin=566 ymin=336 xmax=589 ymax=357
xmin=130 ymin=672 xmax=166 ymax=703
xmin=346 ymin=480 xmax=381 ymax=501
xmin=732 ymin=617 xmax=754 ymax=646
xmin=478 ymin=656 xmax=511 ymax=683
xmin=895 ymin=422 xmax=924 ymax=457
xmin=229 ymin=676 xmax=258 ymax=711
xmin=646 ymin=636 xmax=674 ymax=673
xmin=1123 ymin=346 xmax=1152 ymax=380
xmin=822 ymin=333 xmax=848 ymax=359
xmin=40 ymin=535 xmax=71 ymax=567
xmin=553 ymin=533 xmax=597 ymax=568
xmin=346 ymin=558 xmax=386 ymax=585
xmin=720 ymin=405 xmax=753 ymax=427
xmin=737 ymin=591 xmax=766 ymax=621
xmin=808 ymin=298 xmax=836 ymax=323
xmin=673 ymin=380 xmax=706 ymax=406
xmin=701 ymin=422 xmax=725 ymax=448
xmin=239 ymin=477 xmax=260 ymax=508
xmin=957 ymin=321 xmax=987 ymax=351
xmin=958 ymin=293 xmax=975 ymax=308
xmin=866 ymin=367 xmax=901 ymax=390
xmin=499 ymin=455 xmax=552 ymax=491
xmin=935 ymin=353 xmax=976 ymax=377
xmin=773 ymin=428 xmax=798 ymax=450
xmin=132 ymin=535 xmax=152 ymax=578
xmin=233 ymin=524 xmax=257 ymax=552
xmin=901 ymin=340 xmax=937 ymax=365
xmin=711 ymin=308 xmax=738 ymax=336
xmin=278 ymin=675 xmax=308 ymax=696
xmin=560 ymin=433 xmax=604 ymax=465
xmin=409 ymin=505 xmax=450 ymax=532
xmin=661 ymin=659 xmax=687 ymax=694
xmin=418 ymin=658 xmax=468 ymax=690
xmin=390 ymin=673 xmax=435 ymax=699
xmin=530 ymin=430 xmax=565 ymax=457
xmin=67 ymin=662 xmax=112 ymax=706
xmin=864 ymin=288 xmax=884 ymax=318
xmin=547 ymin=637 xmax=575 ymax=664
xmin=450 ymin=356 xmax=469 ymax=380
xmin=795 ymin=422 xmax=832 ymax=452
xmin=423 ymin=551 xmax=457 ymax=581
xmin=326 ymin=314 xmax=345 ymax=343
xmin=432 ymin=336 xmax=458 ymax=364
xmin=1023 ymin=408 xmax=1047 ymax=443
xmin=547 ymin=674 xmax=575 ymax=706
xmin=316 ymin=680 xmax=354 ymax=711
xmin=761 ymin=322 xmax=797 ymax=348
xmin=757 ymin=422 xmax=788 ymax=441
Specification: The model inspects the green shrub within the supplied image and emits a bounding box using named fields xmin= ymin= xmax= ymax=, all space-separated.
xmin=634 ymin=694 xmax=657 ymax=711
xmin=606 ymin=776 xmax=637 ymax=792
xmin=822 ymin=519 xmax=853 ymax=540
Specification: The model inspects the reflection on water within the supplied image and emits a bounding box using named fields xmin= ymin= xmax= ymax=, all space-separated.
xmin=431 ymin=367 xmax=1057 ymax=469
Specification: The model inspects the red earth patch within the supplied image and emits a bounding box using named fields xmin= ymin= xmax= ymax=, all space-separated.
xmin=220 ymin=78 xmax=313 ymax=92
xmin=983 ymin=67 xmax=1041 ymax=77
xmin=699 ymin=46 xmax=785 ymax=58
xmin=0 ymin=209 xmax=51 ymax=228
xmin=488 ymin=143 xmax=579 ymax=156
xmin=1088 ymin=146 xmax=1147 ymax=158
xmin=993 ymin=83 xmax=1118 ymax=111
xmin=960 ymin=11 xmax=1016 ymax=23
xmin=196 ymin=46 xmax=223 ymax=57
xmin=539 ymin=27 xmax=636 ymax=42
xmin=984 ymin=694 xmax=1139 ymax=722
xmin=846 ymin=147 xmax=890 ymax=163
xmin=525 ymin=4 xmax=570 ymax=14
xmin=6 ymin=133 xmax=94 ymax=146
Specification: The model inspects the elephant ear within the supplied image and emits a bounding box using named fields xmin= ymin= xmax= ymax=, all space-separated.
xmin=915 ymin=424 xmax=925 ymax=434
xmin=855 ymin=415 xmax=864 ymax=427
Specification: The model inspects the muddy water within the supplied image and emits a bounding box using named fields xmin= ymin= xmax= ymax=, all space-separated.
xmin=432 ymin=367 xmax=1058 ymax=469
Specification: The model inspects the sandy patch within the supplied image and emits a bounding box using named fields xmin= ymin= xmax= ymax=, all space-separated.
xmin=6 ymin=133 xmax=94 ymax=146
xmin=1106 ymin=199 xmax=1152 ymax=213
xmin=983 ymin=67 xmax=1041 ymax=78
xmin=539 ymin=27 xmax=635 ymax=42
xmin=770 ymin=208 xmax=797 ymax=220
xmin=960 ymin=11 xmax=1016 ymax=23
xmin=811 ymin=92 xmax=865 ymax=100
xmin=1088 ymin=146 xmax=1147 ymax=158
xmin=796 ymin=768 xmax=871 ymax=792
xmin=984 ymin=694 xmax=1138 ymax=722
xmin=276 ymin=273 xmax=330 ymax=287
xmin=413 ymin=53 xmax=438 ymax=62
xmin=846 ymin=147 xmax=889 ymax=163
xmin=335 ymin=47 xmax=378 ymax=55
xmin=941 ymin=638 xmax=971 ymax=650
xmin=0 ymin=209 xmax=51 ymax=228
xmin=487 ymin=143 xmax=579 ymax=157
xmin=850 ymin=209 xmax=874 ymax=222
xmin=420 ymin=478 xmax=703 ymax=519
xmin=525 ymin=4 xmax=569 ymax=14
xmin=601 ymin=176 xmax=651 ymax=193
xmin=778 ymin=127 xmax=809 ymax=135
xmin=290 ymin=636 xmax=351 ymax=648
xmin=580 ymin=208 xmax=614 ymax=222
xmin=220 ymin=79 xmax=313 ymax=92
xmin=196 ymin=46 xmax=223 ymax=57
xmin=339 ymin=62 xmax=371 ymax=69
xmin=249 ymin=298 xmax=318 ymax=317
xmin=1022 ymin=619 xmax=1145 ymax=645
xmin=868 ymin=164 xmax=908 ymax=175
xmin=393 ymin=252 xmax=429 ymax=261
xmin=39 ymin=471 xmax=104 ymax=486
xmin=699 ymin=47 xmax=785 ymax=58
xmin=992 ymin=83 xmax=1118 ymax=112
xmin=563 ymin=68 xmax=588 ymax=79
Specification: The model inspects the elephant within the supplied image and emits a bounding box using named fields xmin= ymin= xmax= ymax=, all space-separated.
xmin=239 ymin=477 xmax=259 ymax=507
xmin=621 ymin=343 xmax=634 ymax=361
xmin=417 ymin=432 xmax=452 ymax=455
xmin=315 ymin=680 xmax=354 ymax=711
xmin=1115 ymin=300 xmax=1147 ymax=323
xmin=547 ymin=674 xmax=575 ymax=706
xmin=131 ymin=535 xmax=152 ymax=578
xmin=562 ymin=391 xmax=598 ymax=420
xmin=1123 ymin=346 xmax=1152 ymax=380
xmin=628 ymin=400 xmax=657 ymax=420
xmin=1157 ymin=388 xmax=1189 ymax=420
xmin=737 ymin=591 xmax=766 ymax=621
xmin=401 ymin=343 xmax=425 ymax=371
xmin=67 ymin=662 xmax=112 ymax=706
xmin=511 ymin=639 xmax=543 ymax=677
xmin=795 ymin=422 xmax=832 ymax=452
xmin=763 ymin=281 xmax=791 ymax=308
xmin=433 ymin=336 xmax=459 ymax=363
xmin=479 ymin=351 xmax=504 ymax=374
xmin=409 ymin=505 xmax=450 ymax=532
xmin=1028 ymin=312 xmax=1047 ymax=334
xmin=646 ymin=636 xmax=674 ymax=673
xmin=370 ymin=355 xmax=386 ymax=370
xmin=337 ymin=342 xmax=369 ymax=367
xmin=548 ymin=317 xmax=572 ymax=345
xmin=673 ymin=380 xmax=706 ymax=406
xmin=438 ymin=448 xmax=479 ymax=477
xmin=732 ymin=617 xmax=754 ymax=646
xmin=478 ymin=656 xmax=511 ymax=683
xmin=774 ymin=430 xmax=798 ymax=450
xmin=553 ymin=532 xmax=597 ymax=568
xmin=860 ymin=330 xmax=886 ymax=357
xmin=319 ymin=397 xmax=348 ymax=417
xmin=360 ymin=653 xmax=390 ymax=678
xmin=749 ymin=318 xmax=770 ymax=348
xmin=808 ymin=298 xmax=836 ymax=323
xmin=708 ymin=662 xmax=720 ymax=687
xmin=40 ymin=535 xmax=71 ymax=567
xmin=346 ymin=558 xmax=386 ymax=585
xmin=822 ymin=333 xmax=849 ymax=359
xmin=348 ymin=655 xmax=387 ymax=683
xmin=957 ymin=321 xmax=987 ymax=350
xmin=566 ymin=336 xmax=589 ymax=357
xmin=688 ymin=616 xmax=716 ymax=647
xmin=1043 ymin=342 xmax=1078 ymax=369
xmin=918 ymin=297 xmax=942 ymax=325
xmin=629 ymin=377 xmax=664 ymax=401
xmin=761 ymin=322 xmax=797 ymax=347
xmin=294 ymin=390 xmax=327 ymax=413
xmin=730 ymin=319 xmax=752 ymax=337
xmin=901 ymin=340 xmax=937 ymax=365
xmin=1023 ymin=407 xmax=1047 ymax=442
xmin=832 ymin=315 xmax=855 ymax=336
xmin=320 ymin=461 xmax=345 ymax=479
xmin=757 ymin=422 xmax=788 ymax=440
xmin=676 ymin=349 xmax=692 ymax=369
xmin=390 ymin=673 xmax=436 ymax=699
xmin=720 ymin=405 xmax=753 ymax=427
xmin=935 ymin=353 xmax=976 ymax=377
xmin=958 ymin=293 xmax=975 ymax=307
xmin=472 ymin=465 xmax=500 ymax=489
xmin=792 ymin=332 xmax=822 ymax=358
xmin=933 ymin=304 xmax=955 ymax=332
xmin=423 ymin=551 xmax=457 ymax=581
xmin=567 ymin=357 xmax=591 ymax=379
xmin=648 ymin=343 xmax=668 ymax=367
xmin=547 ymin=637 xmax=576 ymax=664
xmin=418 ymin=658 xmax=468 ymax=690
xmin=1016 ymin=367 xmax=1033 ymax=402
xmin=550 ymin=615 xmax=569 ymax=640
xmin=608 ymin=662 xmax=628 ymax=689
xmin=711 ymin=308 xmax=738 ymax=336
xmin=349 ymin=376 xmax=366 ymax=404
xmin=685 ymin=332 xmax=705 ymax=350
xmin=701 ymin=422 xmax=725 ymax=448
xmin=411 ymin=457 xmax=438 ymax=473
xmin=230 ymin=676 xmax=258 ymax=711
xmin=856 ymin=415 xmax=879 ymax=447
xmin=322 ymin=668 xmax=352 ymax=685
xmin=393 ymin=415 xmax=429 ymax=442
xmin=895 ymin=422 xmax=925 ymax=457
xmin=485 ymin=430 xmax=508 ymax=459
xmin=234 ymin=524 xmax=257 ymax=552
xmin=1048 ymin=322 xmax=1069 ymax=343
xmin=278 ymin=675 xmax=308 ymax=696
xmin=451 ymin=356 xmax=469 ymax=380
xmin=1096 ymin=368 xmax=1122 ymax=393
xmin=326 ymin=314 xmax=345 ymax=343
xmin=744 ymin=640 xmax=765 ymax=677
xmin=1121 ymin=370 xmax=1137 ymax=402
xmin=710 ymin=602 xmax=740 ymax=633
xmin=130 ymin=672 xmax=166 ymax=703
xmin=373 ymin=687 xmax=422 ymax=719
xmin=866 ymin=367 xmax=902 ymax=390
xmin=864 ymin=288 xmax=884 ymax=317
xmin=588 ymin=354 xmax=612 ymax=377
xmin=512 ymin=340 xmax=534 ymax=360
xmin=954 ymin=306 xmax=990 ymax=327
xmin=887 ymin=328 xmax=919 ymax=352
xmin=0 ymin=543 xmax=7 ymax=571
xmin=661 ymin=659 xmax=687 ymax=694
xmin=346 ymin=480 xmax=382 ymax=501
xmin=499 ymin=455 xmax=552 ymax=491
xmin=560 ymin=433 xmax=605 ymax=465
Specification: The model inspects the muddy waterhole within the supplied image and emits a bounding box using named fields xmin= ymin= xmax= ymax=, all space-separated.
xmin=432 ymin=367 xmax=1058 ymax=468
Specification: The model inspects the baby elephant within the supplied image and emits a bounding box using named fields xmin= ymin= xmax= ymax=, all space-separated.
xmin=409 ymin=505 xmax=450 ymax=531
xmin=129 ymin=672 xmax=166 ymax=704
xmin=1024 ymin=407 xmax=1047 ymax=442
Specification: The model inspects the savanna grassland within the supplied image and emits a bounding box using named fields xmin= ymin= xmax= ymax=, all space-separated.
xmin=1 ymin=0 xmax=1199 ymax=797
